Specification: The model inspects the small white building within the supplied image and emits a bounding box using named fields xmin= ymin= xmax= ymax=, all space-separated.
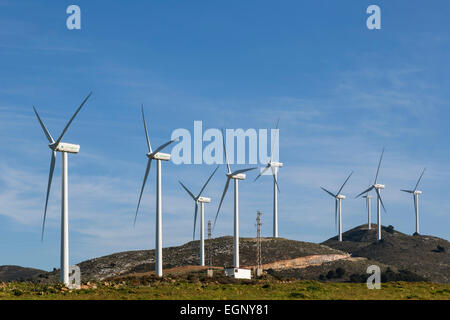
xmin=224 ymin=268 xmax=252 ymax=279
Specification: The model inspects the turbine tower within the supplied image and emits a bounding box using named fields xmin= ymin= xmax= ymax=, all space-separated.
xmin=214 ymin=130 xmax=256 ymax=270
xmin=179 ymin=165 xmax=219 ymax=266
xmin=356 ymin=148 xmax=387 ymax=241
xmin=320 ymin=171 xmax=353 ymax=242
xmin=254 ymin=119 xmax=282 ymax=238
xmin=401 ymin=168 xmax=426 ymax=235
xmin=33 ymin=92 xmax=92 ymax=286
xmin=134 ymin=105 xmax=178 ymax=277
xmin=362 ymin=191 xmax=373 ymax=230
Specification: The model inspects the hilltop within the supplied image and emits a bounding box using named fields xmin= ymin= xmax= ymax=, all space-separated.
xmin=2 ymin=226 xmax=448 ymax=284
xmin=0 ymin=265 xmax=45 ymax=282
xmin=32 ymin=236 xmax=345 ymax=282
xmin=322 ymin=224 xmax=450 ymax=283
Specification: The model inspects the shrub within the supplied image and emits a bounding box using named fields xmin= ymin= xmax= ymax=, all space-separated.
xmin=386 ymin=225 xmax=395 ymax=234
xmin=436 ymin=245 xmax=446 ymax=253
xmin=335 ymin=267 xmax=346 ymax=278
xmin=326 ymin=270 xmax=335 ymax=279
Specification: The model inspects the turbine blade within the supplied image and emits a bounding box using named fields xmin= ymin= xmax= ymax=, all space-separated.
xmin=193 ymin=202 xmax=199 ymax=241
xmin=254 ymin=164 xmax=270 ymax=182
xmin=141 ymin=105 xmax=152 ymax=153
xmin=33 ymin=106 xmax=54 ymax=144
xmin=152 ymin=138 xmax=178 ymax=155
xmin=337 ymin=171 xmax=353 ymax=195
xmin=232 ymin=167 xmax=257 ymax=175
xmin=321 ymin=187 xmax=336 ymax=198
xmin=134 ymin=159 xmax=152 ymax=225
xmin=41 ymin=151 xmax=56 ymax=241
xmin=179 ymin=181 xmax=196 ymax=200
xmin=374 ymin=148 xmax=385 ymax=184
xmin=198 ymin=165 xmax=219 ymax=198
xmin=54 ymin=92 xmax=92 ymax=147
xmin=355 ymin=186 xmax=374 ymax=199
xmin=376 ymin=188 xmax=387 ymax=213
xmin=221 ymin=129 xmax=231 ymax=174
xmin=272 ymin=166 xmax=280 ymax=193
xmin=269 ymin=118 xmax=280 ymax=162
xmin=414 ymin=168 xmax=426 ymax=191
xmin=213 ymin=177 xmax=231 ymax=230
xmin=401 ymin=189 xmax=414 ymax=194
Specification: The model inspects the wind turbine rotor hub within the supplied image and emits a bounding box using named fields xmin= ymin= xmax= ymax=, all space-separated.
xmin=269 ymin=161 xmax=283 ymax=168
xmin=197 ymin=196 xmax=211 ymax=203
xmin=52 ymin=142 xmax=80 ymax=154
xmin=414 ymin=190 xmax=422 ymax=195
xmin=374 ymin=184 xmax=385 ymax=189
xmin=228 ymin=173 xmax=246 ymax=180
xmin=151 ymin=152 xmax=171 ymax=161
xmin=336 ymin=194 xmax=346 ymax=199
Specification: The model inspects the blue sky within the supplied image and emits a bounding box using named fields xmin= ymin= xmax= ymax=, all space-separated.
xmin=0 ymin=1 xmax=449 ymax=271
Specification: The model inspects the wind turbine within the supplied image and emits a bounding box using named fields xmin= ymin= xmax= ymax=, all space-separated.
xmin=401 ymin=168 xmax=426 ymax=235
xmin=356 ymin=148 xmax=387 ymax=241
xmin=179 ymin=165 xmax=219 ymax=266
xmin=134 ymin=105 xmax=178 ymax=277
xmin=213 ymin=130 xmax=257 ymax=271
xmin=33 ymin=92 xmax=92 ymax=286
xmin=362 ymin=190 xmax=373 ymax=230
xmin=254 ymin=119 xmax=283 ymax=238
xmin=320 ymin=171 xmax=353 ymax=242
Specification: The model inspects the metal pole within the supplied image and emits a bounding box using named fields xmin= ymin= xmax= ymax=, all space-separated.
xmin=368 ymin=197 xmax=371 ymax=230
xmin=200 ymin=202 xmax=205 ymax=266
xmin=273 ymin=175 xmax=278 ymax=238
xmin=416 ymin=194 xmax=420 ymax=234
xmin=156 ymin=159 xmax=163 ymax=277
xmin=339 ymin=199 xmax=342 ymax=241
xmin=234 ymin=178 xmax=239 ymax=268
xmin=61 ymin=152 xmax=69 ymax=286
xmin=377 ymin=191 xmax=381 ymax=241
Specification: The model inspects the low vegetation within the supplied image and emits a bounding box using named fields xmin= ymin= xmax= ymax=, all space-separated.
xmin=0 ymin=279 xmax=448 ymax=300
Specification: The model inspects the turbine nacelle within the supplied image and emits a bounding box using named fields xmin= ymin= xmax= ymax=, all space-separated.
xmin=197 ymin=196 xmax=211 ymax=203
xmin=414 ymin=190 xmax=423 ymax=195
xmin=269 ymin=161 xmax=283 ymax=168
xmin=374 ymin=184 xmax=385 ymax=190
xmin=148 ymin=152 xmax=171 ymax=161
xmin=228 ymin=173 xmax=246 ymax=180
xmin=51 ymin=142 xmax=80 ymax=154
xmin=336 ymin=194 xmax=346 ymax=200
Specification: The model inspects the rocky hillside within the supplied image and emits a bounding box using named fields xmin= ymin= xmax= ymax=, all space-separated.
xmin=33 ymin=236 xmax=345 ymax=282
xmin=322 ymin=224 xmax=450 ymax=283
xmin=0 ymin=265 xmax=45 ymax=282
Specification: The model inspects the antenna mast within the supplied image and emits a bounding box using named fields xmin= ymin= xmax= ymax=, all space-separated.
xmin=256 ymin=211 xmax=262 ymax=275
xmin=208 ymin=220 xmax=212 ymax=267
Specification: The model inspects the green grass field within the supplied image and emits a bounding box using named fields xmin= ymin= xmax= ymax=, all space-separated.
xmin=1 ymin=280 xmax=449 ymax=300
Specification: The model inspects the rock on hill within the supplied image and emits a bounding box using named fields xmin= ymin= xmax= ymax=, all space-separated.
xmin=34 ymin=236 xmax=345 ymax=282
xmin=322 ymin=224 xmax=450 ymax=283
xmin=0 ymin=265 xmax=45 ymax=282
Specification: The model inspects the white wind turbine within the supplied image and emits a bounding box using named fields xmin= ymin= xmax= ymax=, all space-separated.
xmin=401 ymin=168 xmax=426 ymax=235
xmin=134 ymin=105 xmax=178 ymax=277
xmin=321 ymin=171 xmax=353 ymax=242
xmin=213 ymin=130 xmax=257 ymax=270
xmin=33 ymin=92 xmax=92 ymax=286
xmin=356 ymin=148 xmax=387 ymax=241
xmin=254 ymin=119 xmax=283 ymax=238
xmin=179 ymin=165 xmax=219 ymax=266
xmin=362 ymin=189 xmax=373 ymax=230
